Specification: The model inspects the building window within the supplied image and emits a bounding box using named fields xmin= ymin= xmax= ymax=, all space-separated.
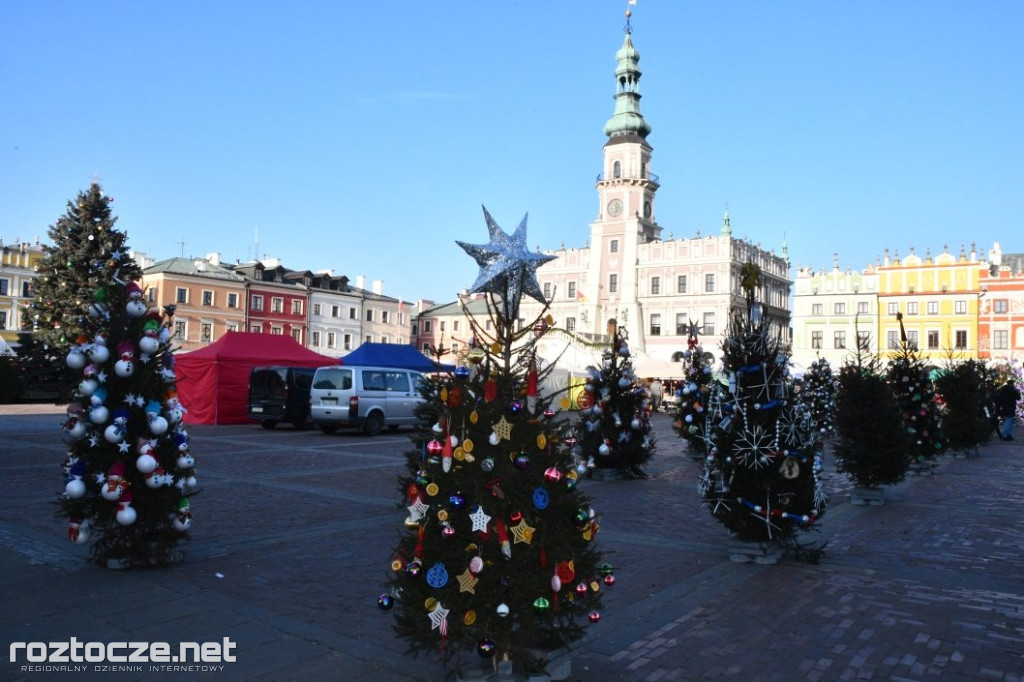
xmin=344 ymin=334 xmax=352 ymax=350
xmin=954 ymin=330 xmax=968 ymax=348
xmin=202 ymin=291 xmax=213 ymax=306
xmin=994 ymin=329 xmax=1009 ymax=349
xmin=857 ymin=301 xmax=869 ymax=314
xmin=271 ymin=297 xmax=284 ymax=313
xmin=609 ymin=274 xmax=618 ymax=294
xmin=174 ymin=321 xmax=186 ymax=340
xmin=312 ymin=331 xmax=321 ymax=347
xmin=703 ymin=312 xmax=715 ymax=336
xmin=250 ymin=324 xmax=261 ymax=333
xmin=366 ymin=309 xmax=374 ymax=322
xmin=366 ymin=335 xmax=372 ymax=344
xmin=955 ymin=300 xmax=967 ymax=314
xmin=331 ymin=305 xmax=340 ymax=317
xmin=811 ymin=303 xmax=823 ymax=316
xmin=650 ymin=313 xmax=661 ymax=336
xmin=200 ymin=323 xmax=212 ymax=342
xmin=994 ymin=299 xmax=1009 ymax=314
xmin=705 ymin=274 xmax=715 ymax=293
xmin=424 ymin=321 xmax=432 ymax=333
xmin=252 ymin=295 xmax=264 ymax=312
xmin=147 ymin=286 xmax=155 ymax=303
xmin=566 ymin=317 xmax=576 ymax=333
xmin=650 ymin=277 xmax=661 ymax=295
xmin=834 ymin=302 xmax=845 ymax=315
xmin=887 ymin=330 xmax=900 ymax=349
xmin=440 ymin=320 xmax=446 ymax=332
xmin=927 ymin=301 xmax=938 ymax=315
xmin=927 ymin=330 xmax=939 ymax=349
xmin=906 ymin=330 xmax=919 ymax=350
xmin=834 ymin=331 xmax=846 ymax=349
xmin=907 ymin=302 xmax=918 ymax=315
xmin=176 ymin=287 xmax=188 ymax=304
xmin=613 ymin=160 xmax=621 ymax=179
xmin=567 ymin=281 xmax=576 ymax=299
xmin=313 ymin=303 xmax=321 ymax=316
xmin=292 ymin=300 xmax=303 ymax=315
xmin=857 ymin=331 xmax=871 ymax=350
xmin=349 ymin=307 xmax=357 ymax=319
xmin=381 ymin=310 xmax=390 ymax=324
xmin=327 ymin=332 xmax=336 ymax=349
xmin=226 ymin=321 xmax=238 ymax=334
xmin=271 ymin=326 xmax=283 ymax=335
xmin=543 ymin=282 xmax=552 ymax=299
xmin=0 ymin=279 xmax=9 ymax=296
xmin=610 ymin=239 xmax=619 ymax=254
xmin=887 ymin=302 xmax=898 ymax=315
xmin=811 ymin=331 xmax=823 ymax=349
xmin=0 ymin=311 xmax=7 ymax=329
xmin=676 ymin=313 xmax=687 ymax=335
xmin=227 ymin=292 xmax=239 ymax=308
xmin=291 ymin=328 xmax=301 ymax=343
xmin=677 ymin=275 xmax=687 ymax=294
xmin=452 ymin=320 xmax=459 ymax=331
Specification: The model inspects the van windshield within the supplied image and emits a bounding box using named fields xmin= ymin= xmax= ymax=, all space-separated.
xmin=313 ymin=368 xmax=353 ymax=391
xmin=250 ymin=369 xmax=287 ymax=399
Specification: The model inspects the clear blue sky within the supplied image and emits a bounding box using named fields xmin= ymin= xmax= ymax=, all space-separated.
xmin=2 ymin=1 xmax=1021 ymax=304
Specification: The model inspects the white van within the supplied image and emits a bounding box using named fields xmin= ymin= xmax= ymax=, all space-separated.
xmin=309 ymin=365 xmax=424 ymax=435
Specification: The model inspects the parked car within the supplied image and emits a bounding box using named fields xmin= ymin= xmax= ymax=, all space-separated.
xmin=247 ymin=366 xmax=316 ymax=429
xmin=309 ymin=365 xmax=424 ymax=435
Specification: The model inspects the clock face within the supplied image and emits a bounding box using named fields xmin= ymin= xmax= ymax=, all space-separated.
xmin=643 ymin=201 xmax=652 ymax=219
xmin=607 ymin=199 xmax=623 ymax=218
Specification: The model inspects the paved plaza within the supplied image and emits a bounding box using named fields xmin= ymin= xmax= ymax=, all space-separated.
xmin=1 ymin=404 xmax=1022 ymax=681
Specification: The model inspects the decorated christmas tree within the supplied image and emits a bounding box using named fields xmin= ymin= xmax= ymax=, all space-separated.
xmin=885 ymin=313 xmax=946 ymax=465
xmin=933 ymin=358 xmax=993 ymax=456
xmin=834 ymin=342 xmax=912 ymax=494
xmin=571 ymin=323 xmax=655 ymax=478
xmin=699 ymin=264 xmax=826 ymax=557
xmin=381 ymin=208 xmax=608 ymax=675
xmin=799 ymin=357 xmax=838 ymax=438
xmin=43 ymin=184 xmax=196 ymax=567
xmin=22 ymin=182 xmax=143 ymax=396
xmin=672 ymin=320 xmax=718 ymax=460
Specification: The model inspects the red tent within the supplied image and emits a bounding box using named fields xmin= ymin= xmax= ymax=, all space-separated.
xmin=174 ymin=332 xmax=338 ymax=425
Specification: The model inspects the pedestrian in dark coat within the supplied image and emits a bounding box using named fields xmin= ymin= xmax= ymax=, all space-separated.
xmin=996 ymin=380 xmax=1021 ymax=441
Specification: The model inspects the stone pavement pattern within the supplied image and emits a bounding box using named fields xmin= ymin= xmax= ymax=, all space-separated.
xmin=1 ymin=406 xmax=1022 ymax=681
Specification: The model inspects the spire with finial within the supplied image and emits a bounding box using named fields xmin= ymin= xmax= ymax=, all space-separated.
xmin=720 ymin=209 xmax=732 ymax=236
xmin=603 ymin=7 xmax=652 ymax=140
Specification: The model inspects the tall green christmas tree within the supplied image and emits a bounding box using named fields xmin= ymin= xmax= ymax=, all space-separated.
xmin=699 ymin=265 xmax=826 ymax=555
xmin=42 ymin=184 xmax=196 ymax=567
xmin=834 ymin=342 xmax=912 ymax=492
xmin=799 ymin=358 xmax=838 ymax=438
xmin=571 ymin=323 xmax=655 ymax=478
xmin=672 ymin=320 xmax=717 ymax=460
xmin=933 ymin=358 xmax=993 ymax=456
xmin=23 ymin=183 xmax=143 ymax=390
xmin=382 ymin=208 xmax=608 ymax=675
xmin=885 ymin=313 xmax=946 ymax=465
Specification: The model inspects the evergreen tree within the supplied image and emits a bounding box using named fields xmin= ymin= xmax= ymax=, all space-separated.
xmin=799 ymin=358 xmax=838 ymax=438
xmin=834 ymin=344 xmax=912 ymax=488
xmin=885 ymin=313 xmax=946 ymax=463
xmin=23 ymin=183 xmax=143 ymax=390
xmin=572 ymin=324 xmax=655 ymax=478
xmin=700 ymin=265 xmax=826 ymax=545
xmin=933 ymin=358 xmax=993 ymax=455
xmin=382 ymin=209 xmax=606 ymax=674
xmin=44 ymin=184 xmax=196 ymax=567
xmin=672 ymin=320 xmax=718 ymax=459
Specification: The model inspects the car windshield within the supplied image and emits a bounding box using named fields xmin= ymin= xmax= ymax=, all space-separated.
xmin=313 ymin=368 xmax=352 ymax=391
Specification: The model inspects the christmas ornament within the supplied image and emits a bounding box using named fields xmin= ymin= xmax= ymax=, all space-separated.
xmin=377 ymin=593 xmax=395 ymax=611
xmin=477 ymin=640 xmax=496 ymax=658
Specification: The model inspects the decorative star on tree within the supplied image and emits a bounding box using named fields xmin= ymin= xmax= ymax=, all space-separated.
xmin=456 ymin=206 xmax=555 ymax=320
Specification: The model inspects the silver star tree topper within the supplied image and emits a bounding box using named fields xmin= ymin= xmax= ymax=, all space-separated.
xmin=456 ymin=206 xmax=555 ymax=320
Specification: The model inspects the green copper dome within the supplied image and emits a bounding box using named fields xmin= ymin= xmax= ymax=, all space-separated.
xmin=603 ymin=32 xmax=652 ymax=139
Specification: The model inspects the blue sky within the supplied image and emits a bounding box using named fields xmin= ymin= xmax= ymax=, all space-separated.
xmin=2 ymin=1 xmax=1022 ymax=304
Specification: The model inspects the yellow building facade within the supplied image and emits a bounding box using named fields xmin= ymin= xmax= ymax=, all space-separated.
xmin=876 ymin=246 xmax=983 ymax=363
xmin=0 ymin=240 xmax=46 ymax=345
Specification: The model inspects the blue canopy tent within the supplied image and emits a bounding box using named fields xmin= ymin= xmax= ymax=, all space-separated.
xmin=340 ymin=343 xmax=455 ymax=373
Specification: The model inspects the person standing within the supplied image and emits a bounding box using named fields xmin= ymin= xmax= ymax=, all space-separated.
xmin=649 ymin=378 xmax=664 ymax=413
xmin=996 ymin=380 xmax=1021 ymax=441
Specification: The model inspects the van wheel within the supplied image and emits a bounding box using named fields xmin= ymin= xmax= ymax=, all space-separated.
xmin=364 ymin=413 xmax=384 ymax=436
xmin=260 ymin=421 xmax=278 ymax=430
xmin=319 ymin=424 xmax=338 ymax=435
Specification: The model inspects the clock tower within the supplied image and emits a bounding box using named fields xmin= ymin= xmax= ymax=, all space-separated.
xmin=587 ymin=10 xmax=661 ymax=345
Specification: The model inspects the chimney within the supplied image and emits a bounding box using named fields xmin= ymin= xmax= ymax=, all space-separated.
xmin=355 ymin=275 xmax=366 ymax=290
xmin=372 ymin=280 xmax=383 ymax=295
xmin=206 ymin=252 xmax=221 ymax=266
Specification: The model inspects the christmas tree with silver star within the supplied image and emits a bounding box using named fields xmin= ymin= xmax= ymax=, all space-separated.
xmin=381 ymin=207 xmax=609 ymax=676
